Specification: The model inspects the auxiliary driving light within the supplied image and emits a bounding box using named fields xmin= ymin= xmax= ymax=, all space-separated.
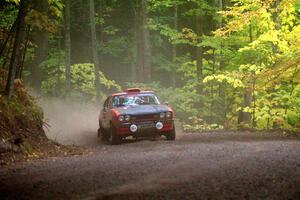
xmin=156 ymin=122 xmax=163 ymax=130
xmin=130 ymin=124 xmax=138 ymax=132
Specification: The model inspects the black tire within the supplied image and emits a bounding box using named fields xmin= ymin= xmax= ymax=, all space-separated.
xmin=107 ymin=125 xmax=121 ymax=145
xmin=98 ymin=126 xmax=109 ymax=143
xmin=165 ymin=128 xmax=176 ymax=140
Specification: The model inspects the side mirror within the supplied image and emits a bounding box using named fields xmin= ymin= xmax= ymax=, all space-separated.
xmin=164 ymin=101 xmax=169 ymax=106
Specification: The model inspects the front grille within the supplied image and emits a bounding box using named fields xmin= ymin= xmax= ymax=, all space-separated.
xmin=131 ymin=114 xmax=159 ymax=121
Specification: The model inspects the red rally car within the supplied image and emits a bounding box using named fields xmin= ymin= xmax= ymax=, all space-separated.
xmin=98 ymin=88 xmax=176 ymax=145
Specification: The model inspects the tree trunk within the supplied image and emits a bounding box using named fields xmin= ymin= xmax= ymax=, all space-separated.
xmin=89 ymin=0 xmax=101 ymax=100
xmin=99 ymin=0 xmax=105 ymax=75
xmin=141 ymin=0 xmax=151 ymax=83
xmin=252 ymin=74 xmax=256 ymax=128
xmin=56 ymin=28 xmax=62 ymax=96
xmin=0 ymin=20 xmax=16 ymax=60
xmin=30 ymin=0 xmax=49 ymax=94
xmin=273 ymin=0 xmax=282 ymax=31
xmin=216 ymin=0 xmax=228 ymax=124
xmin=238 ymin=23 xmax=254 ymax=127
xmin=237 ymin=86 xmax=252 ymax=125
xmin=5 ymin=0 xmax=27 ymax=98
xmin=15 ymin=26 xmax=30 ymax=79
xmin=1 ymin=34 xmax=15 ymax=70
xmin=136 ymin=0 xmax=143 ymax=82
xmin=171 ymin=4 xmax=178 ymax=88
xmin=195 ymin=15 xmax=203 ymax=93
xmin=210 ymin=49 xmax=216 ymax=124
xmin=131 ymin=1 xmax=138 ymax=82
xmin=65 ymin=0 xmax=71 ymax=95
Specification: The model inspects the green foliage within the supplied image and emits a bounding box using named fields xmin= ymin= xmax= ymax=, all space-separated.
xmin=42 ymin=63 xmax=121 ymax=101
xmin=183 ymin=0 xmax=215 ymax=16
xmin=203 ymin=73 xmax=245 ymax=89
xmin=148 ymin=19 xmax=191 ymax=45
xmin=48 ymin=0 xmax=64 ymax=17
xmin=99 ymin=36 xmax=128 ymax=57
xmin=182 ymin=116 xmax=223 ymax=132
xmin=8 ymin=0 xmax=63 ymax=35
xmin=0 ymin=76 xmax=44 ymax=136
xmin=2 ymin=0 xmax=299 ymax=133
xmin=0 ymin=4 xmax=18 ymax=31
xmin=4 ymin=0 xmax=19 ymax=4
xmin=201 ymin=0 xmax=300 ymax=131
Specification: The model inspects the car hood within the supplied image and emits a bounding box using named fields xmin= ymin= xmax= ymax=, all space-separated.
xmin=115 ymin=104 xmax=170 ymax=116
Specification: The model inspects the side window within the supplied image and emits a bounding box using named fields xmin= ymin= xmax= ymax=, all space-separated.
xmin=149 ymin=96 xmax=155 ymax=104
xmin=112 ymin=96 xmax=118 ymax=108
xmin=103 ymin=97 xmax=109 ymax=111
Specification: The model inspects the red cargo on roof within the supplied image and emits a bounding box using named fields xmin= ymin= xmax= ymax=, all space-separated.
xmin=125 ymin=88 xmax=141 ymax=93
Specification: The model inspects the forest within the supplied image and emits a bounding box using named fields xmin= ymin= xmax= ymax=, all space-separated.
xmin=0 ymin=0 xmax=300 ymax=132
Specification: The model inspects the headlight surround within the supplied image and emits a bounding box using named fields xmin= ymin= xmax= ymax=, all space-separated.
xmin=118 ymin=115 xmax=125 ymax=122
xmin=124 ymin=115 xmax=130 ymax=121
xmin=160 ymin=112 xmax=165 ymax=119
xmin=166 ymin=111 xmax=172 ymax=118
xmin=119 ymin=115 xmax=130 ymax=122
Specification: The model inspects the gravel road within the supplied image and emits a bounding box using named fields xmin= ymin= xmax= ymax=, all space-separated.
xmin=0 ymin=131 xmax=300 ymax=200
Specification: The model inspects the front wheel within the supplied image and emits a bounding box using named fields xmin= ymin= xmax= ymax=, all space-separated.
xmin=98 ymin=126 xmax=109 ymax=143
xmin=107 ymin=125 xmax=121 ymax=145
xmin=165 ymin=128 xmax=176 ymax=141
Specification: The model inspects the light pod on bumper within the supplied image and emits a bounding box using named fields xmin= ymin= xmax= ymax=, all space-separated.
xmin=130 ymin=124 xmax=138 ymax=132
xmin=156 ymin=122 xmax=163 ymax=130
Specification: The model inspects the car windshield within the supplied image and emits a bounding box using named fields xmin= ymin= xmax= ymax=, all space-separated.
xmin=112 ymin=94 xmax=160 ymax=107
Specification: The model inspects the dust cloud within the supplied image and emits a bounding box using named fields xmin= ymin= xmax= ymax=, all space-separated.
xmin=39 ymin=98 xmax=101 ymax=146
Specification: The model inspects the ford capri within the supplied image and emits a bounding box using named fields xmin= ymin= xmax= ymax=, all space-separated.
xmin=97 ymin=88 xmax=175 ymax=144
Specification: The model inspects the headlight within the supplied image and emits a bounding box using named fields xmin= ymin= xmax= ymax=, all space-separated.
xmin=125 ymin=115 xmax=130 ymax=121
xmin=118 ymin=115 xmax=124 ymax=122
xmin=160 ymin=112 xmax=165 ymax=118
xmin=166 ymin=111 xmax=172 ymax=118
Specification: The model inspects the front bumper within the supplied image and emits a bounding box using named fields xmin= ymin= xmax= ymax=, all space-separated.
xmin=116 ymin=120 xmax=174 ymax=136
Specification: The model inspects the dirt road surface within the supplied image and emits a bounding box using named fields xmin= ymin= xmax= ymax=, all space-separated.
xmin=0 ymin=131 xmax=300 ymax=200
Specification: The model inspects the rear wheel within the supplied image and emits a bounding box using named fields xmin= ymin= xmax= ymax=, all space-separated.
xmin=165 ymin=128 xmax=176 ymax=141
